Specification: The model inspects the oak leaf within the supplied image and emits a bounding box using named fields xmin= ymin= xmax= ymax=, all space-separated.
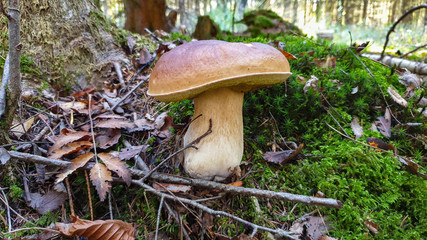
xmin=56 ymin=152 xmax=94 ymax=183
xmin=56 ymin=215 xmax=136 ymax=240
xmin=98 ymin=153 xmax=131 ymax=186
xmin=90 ymin=163 xmax=112 ymax=201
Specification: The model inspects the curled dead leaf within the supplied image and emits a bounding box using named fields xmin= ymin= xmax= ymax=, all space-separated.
xmin=56 ymin=215 xmax=136 ymax=240
xmin=98 ymin=153 xmax=131 ymax=186
xmin=49 ymin=141 xmax=93 ymax=160
xmin=56 ymin=152 xmax=94 ymax=183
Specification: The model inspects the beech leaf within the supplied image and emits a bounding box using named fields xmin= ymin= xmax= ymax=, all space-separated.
xmin=56 ymin=152 xmax=94 ymax=183
xmin=48 ymin=130 xmax=91 ymax=155
xmin=28 ymin=190 xmax=68 ymax=214
xmin=49 ymin=141 xmax=93 ymax=160
xmin=116 ymin=145 xmax=149 ymax=160
xmin=96 ymin=129 xmax=121 ymax=149
xmin=98 ymin=153 xmax=131 ymax=186
xmin=90 ymin=163 xmax=112 ymax=201
xmin=56 ymin=215 xmax=136 ymax=240
xmin=263 ymin=144 xmax=304 ymax=164
xmin=375 ymin=108 xmax=392 ymax=138
xmin=95 ymin=119 xmax=135 ymax=129
xmin=388 ymin=87 xmax=408 ymax=107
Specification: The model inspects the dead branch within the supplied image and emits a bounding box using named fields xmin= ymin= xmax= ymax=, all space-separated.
xmin=112 ymin=62 xmax=125 ymax=85
xmin=381 ymin=4 xmax=427 ymax=59
xmin=399 ymin=44 xmax=427 ymax=58
xmin=7 ymin=151 xmax=344 ymax=209
xmin=133 ymin=180 xmax=298 ymax=240
xmin=0 ymin=186 xmax=12 ymax=231
xmin=111 ymin=74 xmax=150 ymax=111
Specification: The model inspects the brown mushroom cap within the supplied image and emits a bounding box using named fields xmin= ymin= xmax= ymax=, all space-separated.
xmin=148 ymin=40 xmax=291 ymax=102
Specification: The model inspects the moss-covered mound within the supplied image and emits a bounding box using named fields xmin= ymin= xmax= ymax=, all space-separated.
xmin=239 ymin=9 xmax=303 ymax=37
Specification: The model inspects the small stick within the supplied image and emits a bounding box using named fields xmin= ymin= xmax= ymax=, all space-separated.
xmin=88 ymin=94 xmax=99 ymax=162
xmin=399 ymin=44 xmax=427 ymax=58
xmin=84 ymin=170 xmax=94 ymax=221
xmin=65 ymin=178 xmax=75 ymax=216
xmin=138 ymin=119 xmax=212 ymax=183
xmin=155 ymin=196 xmax=165 ymax=240
xmin=108 ymin=190 xmax=113 ymax=220
xmin=164 ymin=201 xmax=191 ymax=240
xmin=123 ymin=140 xmax=150 ymax=172
xmin=1 ymin=227 xmax=60 ymax=236
xmin=112 ymin=74 xmax=150 ymax=111
xmin=8 ymin=151 xmax=344 ymax=208
xmin=144 ymin=28 xmax=163 ymax=42
xmin=113 ymin=62 xmax=125 ymax=85
xmin=134 ymin=180 xmax=298 ymax=240
xmin=0 ymin=187 xmax=12 ymax=231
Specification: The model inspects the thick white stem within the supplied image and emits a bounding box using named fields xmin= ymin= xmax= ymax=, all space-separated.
xmin=183 ymin=88 xmax=244 ymax=180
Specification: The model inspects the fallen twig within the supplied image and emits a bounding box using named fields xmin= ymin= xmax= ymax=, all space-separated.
xmin=112 ymin=62 xmax=125 ymax=86
xmin=399 ymin=44 xmax=427 ymax=58
xmin=7 ymin=151 xmax=344 ymax=209
xmin=380 ymin=4 xmax=427 ymax=59
xmin=112 ymin=74 xmax=150 ymax=111
xmin=0 ymin=186 xmax=12 ymax=231
xmin=133 ymin=180 xmax=298 ymax=240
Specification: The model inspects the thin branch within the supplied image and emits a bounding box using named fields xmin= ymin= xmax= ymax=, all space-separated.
xmin=112 ymin=62 xmax=125 ymax=86
xmin=381 ymin=4 xmax=427 ymax=59
xmin=138 ymin=119 xmax=212 ymax=183
xmin=164 ymin=201 xmax=191 ymax=240
xmin=155 ymin=196 xmax=165 ymax=240
xmin=399 ymin=44 xmax=427 ymax=58
xmin=8 ymin=151 xmax=344 ymax=208
xmin=84 ymin=170 xmax=94 ymax=221
xmin=1 ymin=227 xmax=60 ymax=236
xmin=112 ymin=74 xmax=150 ymax=111
xmin=133 ymin=180 xmax=298 ymax=240
xmin=0 ymin=186 xmax=12 ymax=231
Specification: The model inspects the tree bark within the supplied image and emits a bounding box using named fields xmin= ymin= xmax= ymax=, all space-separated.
xmin=124 ymin=0 xmax=170 ymax=33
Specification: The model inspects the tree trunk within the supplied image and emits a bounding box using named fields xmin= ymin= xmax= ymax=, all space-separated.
xmin=124 ymin=0 xmax=170 ymax=33
xmin=362 ymin=0 xmax=369 ymax=25
xmin=0 ymin=0 xmax=139 ymax=143
xmin=179 ymin=0 xmax=185 ymax=25
xmin=195 ymin=0 xmax=200 ymax=15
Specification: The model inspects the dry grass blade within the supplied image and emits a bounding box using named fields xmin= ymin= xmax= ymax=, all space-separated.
xmin=56 ymin=152 xmax=94 ymax=183
xmin=98 ymin=153 xmax=131 ymax=186
xmin=90 ymin=163 xmax=112 ymax=201
xmin=56 ymin=215 xmax=136 ymax=240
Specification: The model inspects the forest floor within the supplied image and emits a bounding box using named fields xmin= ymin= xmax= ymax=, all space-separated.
xmin=1 ymin=26 xmax=427 ymax=240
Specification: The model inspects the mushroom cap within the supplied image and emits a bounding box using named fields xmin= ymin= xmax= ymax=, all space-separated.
xmin=148 ymin=40 xmax=291 ymax=102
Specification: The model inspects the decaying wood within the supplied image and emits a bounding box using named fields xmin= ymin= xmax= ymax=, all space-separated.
xmin=7 ymin=151 xmax=344 ymax=209
xmin=362 ymin=53 xmax=427 ymax=75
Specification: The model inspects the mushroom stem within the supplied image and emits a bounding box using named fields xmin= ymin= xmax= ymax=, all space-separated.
xmin=183 ymin=87 xmax=244 ymax=180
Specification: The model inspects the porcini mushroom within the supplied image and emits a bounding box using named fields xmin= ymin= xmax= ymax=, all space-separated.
xmin=148 ymin=40 xmax=291 ymax=180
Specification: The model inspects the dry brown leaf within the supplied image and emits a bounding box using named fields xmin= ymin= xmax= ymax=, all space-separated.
xmin=56 ymin=215 xmax=136 ymax=240
xmin=289 ymin=216 xmax=331 ymax=240
xmin=263 ymin=144 xmax=304 ymax=164
xmin=116 ymin=145 xmax=149 ymax=160
xmin=28 ymin=190 xmax=68 ymax=214
xmin=388 ymin=87 xmax=408 ymax=107
xmin=59 ymin=101 xmax=87 ymax=112
xmin=139 ymin=47 xmax=152 ymax=65
xmin=96 ymin=129 xmax=121 ymax=149
xmin=228 ymin=181 xmax=243 ymax=187
xmin=56 ymin=153 xmax=94 ymax=183
xmin=153 ymin=183 xmax=191 ymax=193
xmin=11 ymin=116 xmax=35 ymax=138
xmin=90 ymin=162 xmax=112 ymax=201
xmin=314 ymin=55 xmax=336 ymax=69
xmin=48 ymin=130 xmax=91 ymax=155
xmin=95 ymin=119 xmax=135 ymax=129
xmin=95 ymin=114 xmax=126 ymax=119
xmin=303 ymin=75 xmax=319 ymax=94
xmin=351 ymin=117 xmax=363 ymax=139
xmin=49 ymin=141 xmax=93 ymax=160
xmin=364 ymin=220 xmax=379 ymax=235
xmin=71 ymin=86 xmax=95 ymax=98
xmin=375 ymin=108 xmax=392 ymax=138
xmin=98 ymin=153 xmax=131 ymax=186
